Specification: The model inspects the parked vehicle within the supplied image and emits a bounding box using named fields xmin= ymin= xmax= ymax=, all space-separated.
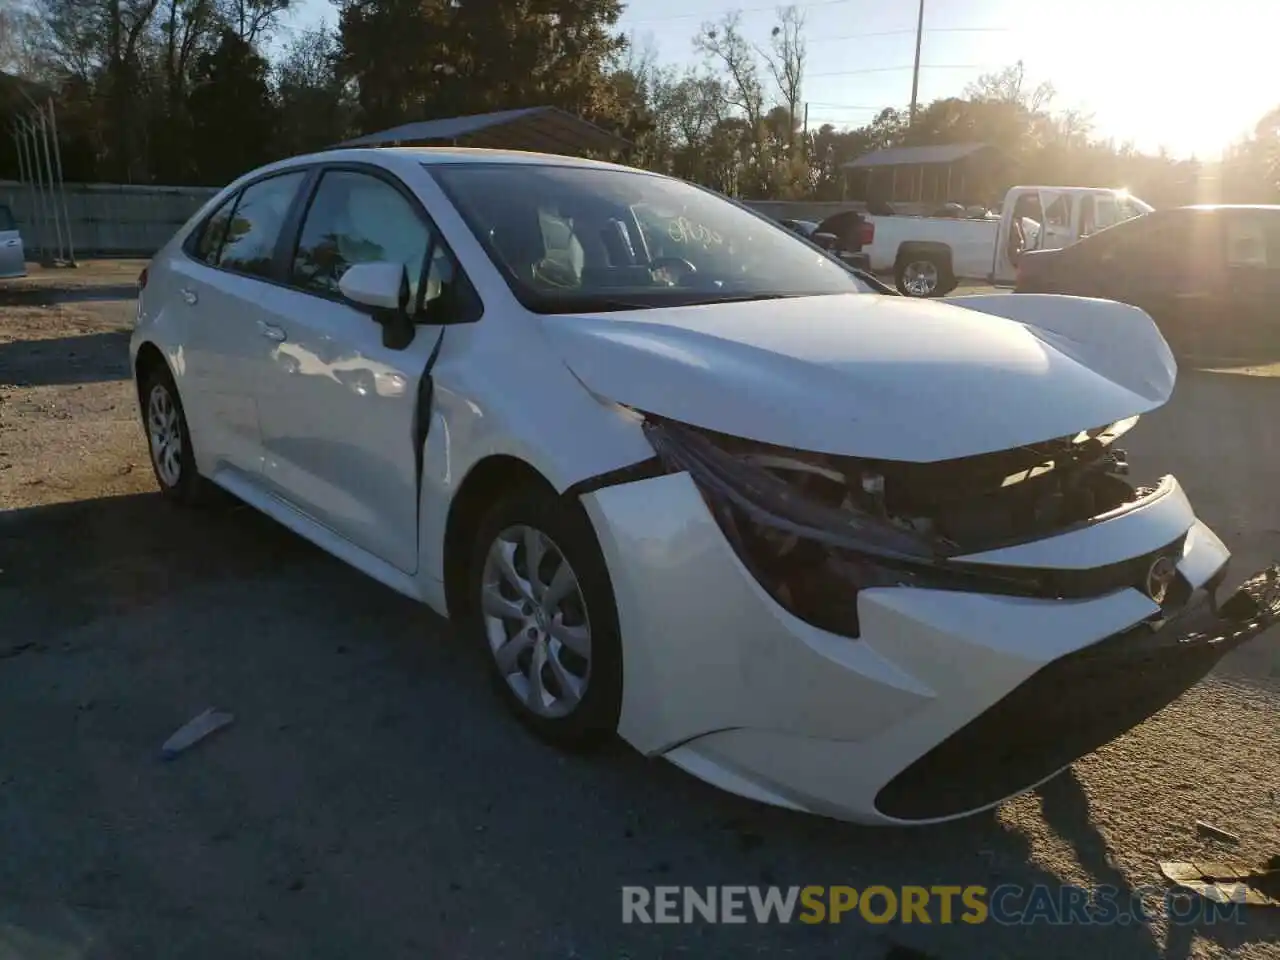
xmin=0 ymin=204 xmax=27 ymax=279
xmin=865 ymin=186 xmax=1153 ymax=297
xmin=813 ymin=209 xmax=873 ymax=272
xmin=777 ymin=212 xmax=873 ymax=272
xmin=1016 ymin=204 xmax=1280 ymax=359
xmin=779 ymin=217 xmax=819 ymax=238
xmin=131 ymin=149 xmax=1278 ymax=824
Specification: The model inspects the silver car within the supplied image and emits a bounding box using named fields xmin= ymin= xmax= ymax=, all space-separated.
xmin=0 ymin=204 xmax=26 ymax=279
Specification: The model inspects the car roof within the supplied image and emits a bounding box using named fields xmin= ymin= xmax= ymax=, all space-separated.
xmin=268 ymin=146 xmax=643 ymax=176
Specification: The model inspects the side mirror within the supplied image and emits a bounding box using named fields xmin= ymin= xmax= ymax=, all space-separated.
xmin=811 ymin=231 xmax=839 ymax=250
xmin=340 ymin=261 xmax=408 ymax=311
xmin=339 ymin=261 xmax=415 ymax=350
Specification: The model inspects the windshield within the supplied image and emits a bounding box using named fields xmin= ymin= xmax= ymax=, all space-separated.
xmin=429 ymin=163 xmax=874 ymax=312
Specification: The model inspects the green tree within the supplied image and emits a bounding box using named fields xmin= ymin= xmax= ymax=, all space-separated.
xmin=187 ymin=27 xmax=274 ymax=182
xmin=274 ymin=25 xmax=352 ymax=156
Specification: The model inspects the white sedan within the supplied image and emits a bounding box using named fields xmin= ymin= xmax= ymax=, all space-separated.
xmin=131 ymin=148 xmax=1279 ymax=824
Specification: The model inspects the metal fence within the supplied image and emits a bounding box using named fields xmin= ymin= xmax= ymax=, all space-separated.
xmin=8 ymin=96 xmax=76 ymax=266
xmin=0 ymin=173 xmax=893 ymax=261
xmin=0 ymin=179 xmax=218 ymax=258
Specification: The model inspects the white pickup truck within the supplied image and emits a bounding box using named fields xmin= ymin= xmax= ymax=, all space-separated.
xmin=865 ymin=186 xmax=1154 ymax=297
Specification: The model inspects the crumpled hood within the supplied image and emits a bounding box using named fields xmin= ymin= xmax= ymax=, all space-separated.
xmin=542 ymin=292 xmax=1177 ymax=462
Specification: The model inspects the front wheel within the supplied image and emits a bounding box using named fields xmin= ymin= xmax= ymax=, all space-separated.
xmin=468 ymin=488 xmax=623 ymax=748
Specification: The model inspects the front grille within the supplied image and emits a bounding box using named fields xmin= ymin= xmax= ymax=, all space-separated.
xmin=873 ymin=565 xmax=1262 ymax=822
xmin=948 ymin=534 xmax=1188 ymax=603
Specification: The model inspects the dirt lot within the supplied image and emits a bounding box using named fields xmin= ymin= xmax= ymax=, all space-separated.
xmin=1 ymin=264 xmax=1278 ymax=959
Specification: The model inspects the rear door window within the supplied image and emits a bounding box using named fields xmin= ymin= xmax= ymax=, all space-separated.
xmin=1225 ymin=216 xmax=1270 ymax=268
xmin=216 ymin=171 xmax=307 ymax=279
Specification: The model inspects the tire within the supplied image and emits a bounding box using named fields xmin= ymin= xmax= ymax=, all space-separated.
xmin=140 ymin=364 xmax=209 ymax=505
xmin=895 ymin=253 xmax=952 ymax=298
xmin=467 ymin=487 xmax=623 ymax=748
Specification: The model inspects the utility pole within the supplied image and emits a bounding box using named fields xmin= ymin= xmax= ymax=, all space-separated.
xmin=802 ymin=102 xmax=809 ymax=163
xmin=909 ymin=0 xmax=925 ymax=125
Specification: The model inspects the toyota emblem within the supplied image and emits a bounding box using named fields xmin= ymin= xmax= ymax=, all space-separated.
xmin=1146 ymin=555 xmax=1177 ymax=605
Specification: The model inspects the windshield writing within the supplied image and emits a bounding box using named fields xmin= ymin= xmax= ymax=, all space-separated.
xmin=430 ymin=163 xmax=871 ymax=312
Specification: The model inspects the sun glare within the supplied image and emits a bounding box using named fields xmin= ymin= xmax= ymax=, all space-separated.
xmin=997 ymin=0 xmax=1275 ymax=158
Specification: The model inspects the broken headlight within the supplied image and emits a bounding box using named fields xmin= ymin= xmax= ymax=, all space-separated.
xmin=643 ymin=418 xmax=1048 ymax=638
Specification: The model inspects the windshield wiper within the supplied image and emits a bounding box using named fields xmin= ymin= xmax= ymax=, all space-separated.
xmin=528 ymin=293 xmax=659 ymax=314
xmin=685 ymin=293 xmax=791 ymax=305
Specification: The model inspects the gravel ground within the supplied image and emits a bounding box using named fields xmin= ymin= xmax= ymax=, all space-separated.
xmin=0 ymin=266 xmax=1278 ymax=960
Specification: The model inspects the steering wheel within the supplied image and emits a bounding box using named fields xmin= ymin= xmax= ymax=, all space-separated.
xmin=649 ymin=256 xmax=697 ymax=285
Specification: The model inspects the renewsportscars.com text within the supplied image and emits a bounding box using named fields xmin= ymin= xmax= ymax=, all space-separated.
xmin=621 ymin=885 xmax=1245 ymax=926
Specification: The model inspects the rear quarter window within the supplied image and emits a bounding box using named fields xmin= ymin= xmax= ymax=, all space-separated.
xmin=191 ymin=195 xmax=237 ymax=265
xmin=0 ymin=205 xmax=16 ymax=232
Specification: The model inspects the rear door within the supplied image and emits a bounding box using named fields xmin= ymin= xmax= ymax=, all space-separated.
xmin=170 ymin=169 xmax=311 ymax=477
xmin=0 ymin=204 xmax=25 ymax=278
xmin=1219 ymin=211 xmax=1280 ymax=358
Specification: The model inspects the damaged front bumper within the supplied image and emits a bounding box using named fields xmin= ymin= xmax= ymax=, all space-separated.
xmin=578 ymin=422 xmax=1280 ymax=823
xmin=874 ymin=564 xmax=1280 ymax=820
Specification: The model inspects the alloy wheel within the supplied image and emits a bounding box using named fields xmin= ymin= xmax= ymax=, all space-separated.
xmin=903 ymin=260 xmax=940 ymax=297
xmin=480 ymin=524 xmax=592 ymax=719
xmin=147 ymin=383 xmax=183 ymax=488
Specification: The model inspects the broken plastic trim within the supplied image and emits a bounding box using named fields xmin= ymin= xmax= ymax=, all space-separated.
xmin=563 ymin=456 xmax=671 ymax=500
xmin=875 ymin=565 xmax=1280 ymax=820
xmin=643 ymin=417 xmax=1179 ymax=638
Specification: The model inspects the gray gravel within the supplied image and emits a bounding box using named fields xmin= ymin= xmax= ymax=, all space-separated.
xmin=1 ymin=272 xmax=1278 ymax=959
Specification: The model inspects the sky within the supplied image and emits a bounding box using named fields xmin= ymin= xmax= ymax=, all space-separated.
xmin=289 ymin=0 xmax=1276 ymax=160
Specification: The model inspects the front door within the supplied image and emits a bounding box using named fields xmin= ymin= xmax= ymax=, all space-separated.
xmin=1036 ymin=191 xmax=1075 ymax=252
xmin=1103 ymin=211 xmax=1210 ymax=356
xmin=254 ymin=166 xmax=462 ymax=573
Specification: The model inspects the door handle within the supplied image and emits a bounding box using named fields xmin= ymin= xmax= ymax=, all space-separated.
xmin=181 ymin=288 xmax=198 ymax=305
xmin=257 ymin=320 xmax=287 ymax=342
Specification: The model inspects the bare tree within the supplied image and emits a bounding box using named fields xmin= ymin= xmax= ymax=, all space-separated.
xmin=964 ymin=60 xmax=1054 ymax=113
xmin=219 ymin=0 xmax=290 ymax=44
xmin=695 ymin=12 xmax=762 ymax=131
xmin=759 ymin=5 xmax=804 ymax=151
xmin=161 ymin=0 xmax=218 ymax=102
xmin=0 ymin=1 xmax=46 ymax=76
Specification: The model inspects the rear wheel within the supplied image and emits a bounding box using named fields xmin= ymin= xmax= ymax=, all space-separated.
xmin=895 ymin=254 xmax=952 ymax=297
xmin=141 ymin=365 xmax=209 ymax=504
xmin=468 ymin=488 xmax=623 ymax=748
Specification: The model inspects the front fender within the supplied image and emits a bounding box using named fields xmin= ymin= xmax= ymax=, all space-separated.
xmin=947 ymin=293 xmax=1177 ymax=407
xmin=415 ymin=340 xmax=656 ymax=599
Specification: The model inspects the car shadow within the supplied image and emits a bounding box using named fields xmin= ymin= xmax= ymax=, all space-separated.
xmin=1 ymin=493 xmax=1274 ymax=959
xmin=0 ymin=330 xmax=132 ymax=386
xmin=0 ymin=283 xmax=138 ymax=306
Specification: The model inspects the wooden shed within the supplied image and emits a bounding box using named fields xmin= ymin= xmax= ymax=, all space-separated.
xmin=841 ymin=142 xmax=1008 ymax=209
